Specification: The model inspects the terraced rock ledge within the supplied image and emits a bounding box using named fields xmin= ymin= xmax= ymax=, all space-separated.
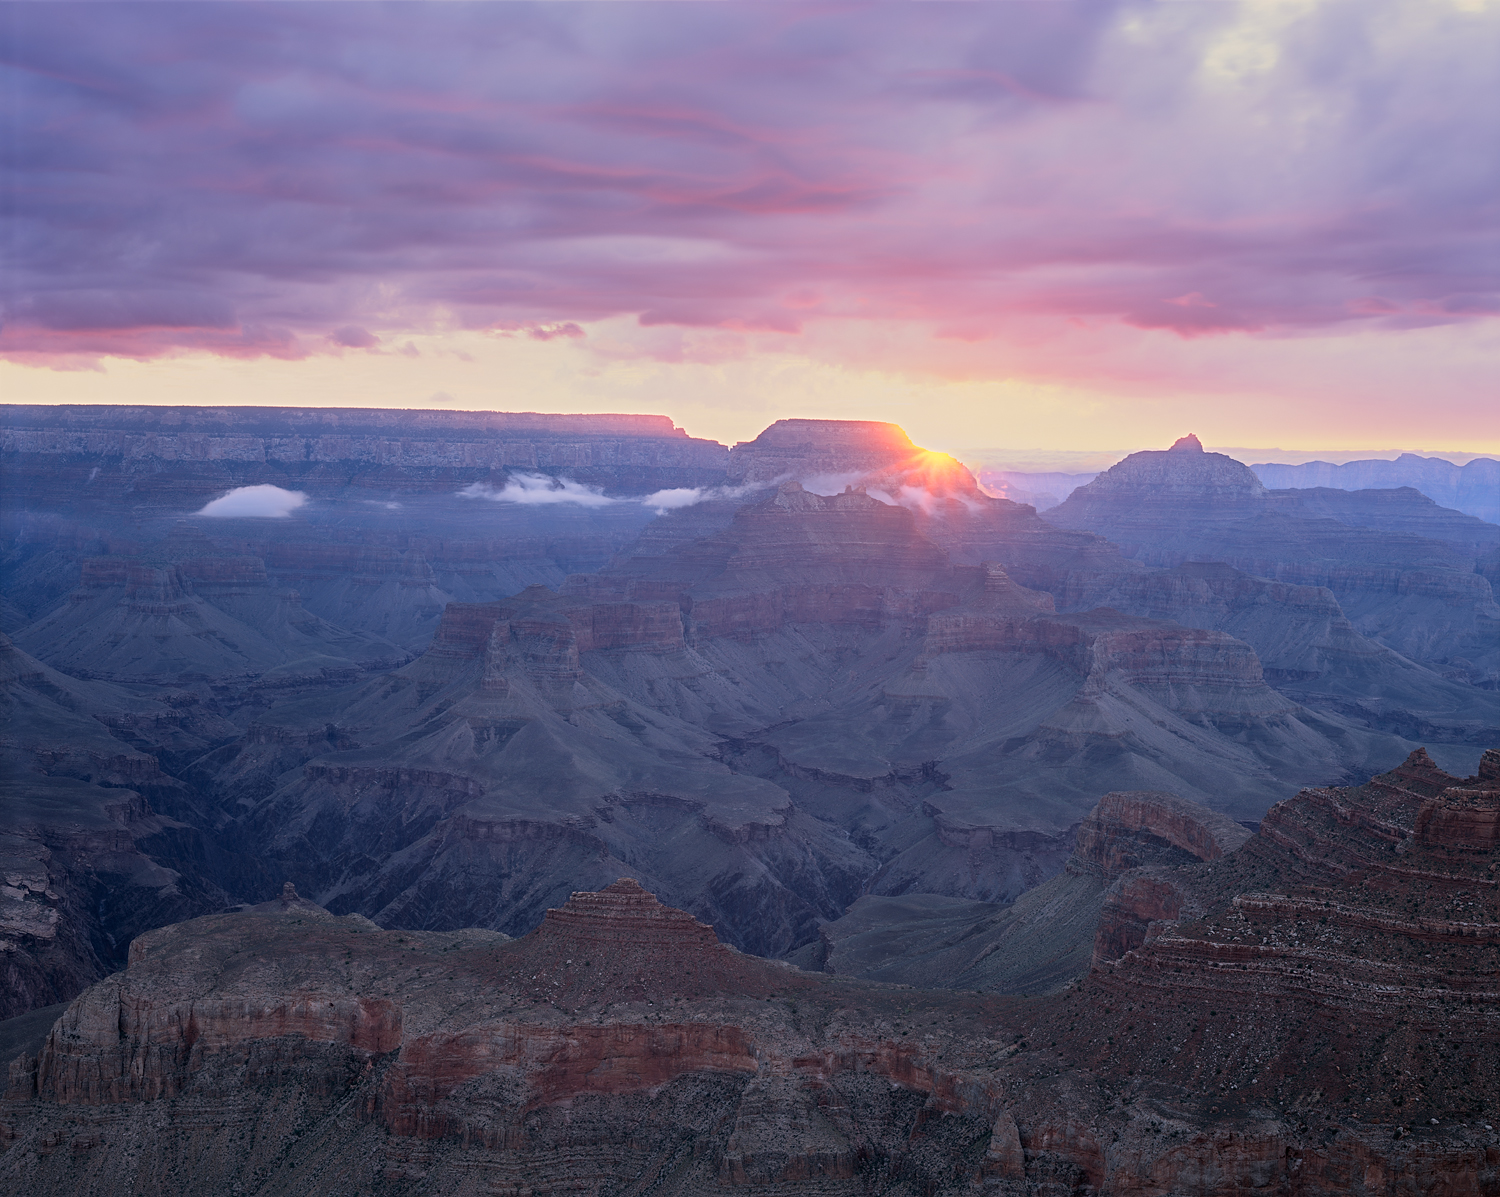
xmin=2 ymin=751 xmax=1497 ymax=1195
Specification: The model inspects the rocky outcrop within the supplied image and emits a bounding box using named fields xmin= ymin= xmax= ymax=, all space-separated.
xmin=724 ymin=419 xmax=919 ymax=485
xmin=1072 ymin=790 xmax=1251 ymax=880
xmin=4 ymin=802 xmax=1496 ymax=1197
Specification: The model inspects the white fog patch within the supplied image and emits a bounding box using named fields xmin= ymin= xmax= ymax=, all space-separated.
xmin=197 ymin=485 xmax=308 ymax=518
xmin=459 ymin=475 xmax=618 ymax=508
xmin=639 ymin=481 xmax=770 ymax=515
xmin=642 ymin=487 xmax=708 ymax=513
xmin=885 ymin=485 xmax=984 ymax=516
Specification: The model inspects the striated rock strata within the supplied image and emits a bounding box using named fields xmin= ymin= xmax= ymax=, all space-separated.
xmin=0 ymin=405 xmax=729 ymax=506
xmin=1047 ymin=437 xmax=1500 ymax=686
xmin=4 ymin=757 xmax=1498 ymax=1197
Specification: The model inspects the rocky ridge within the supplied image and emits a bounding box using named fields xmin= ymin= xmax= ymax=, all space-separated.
xmin=0 ymin=405 xmax=729 ymax=506
xmin=1047 ymin=437 xmax=1500 ymax=686
xmin=3 ymin=754 xmax=1497 ymax=1195
xmin=1252 ymin=454 xmax=1500 ymax=525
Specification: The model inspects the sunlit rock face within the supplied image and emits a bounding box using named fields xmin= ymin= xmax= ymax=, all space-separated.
xmin=5 ymin=756 xmax=1497 ymax=1197
xmin=724 ymin=418 xmax=920 ymax=486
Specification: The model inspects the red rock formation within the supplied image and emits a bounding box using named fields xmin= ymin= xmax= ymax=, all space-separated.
xmin=1075 ymin=791 xmax=1252 ymax=880
xmin=4 ymin=792 xmax=1497 ymax=1197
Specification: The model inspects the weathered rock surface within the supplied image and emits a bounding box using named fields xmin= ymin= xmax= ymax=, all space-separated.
xmin=1047 ymin=438 xmax=1500 ymax=685
xmin=12 ymin=556 xmax=406 ymax=689
xmin=3 ymin=763 xmax=1496 ymax=1197
xmin=4 ymin=408 xmax=1493 ymax=1050
xmin=201 ymin=482 xmax=1420 ymax=969
xmin=0 ymin=635 xmax=236 ymax=1017
xmin=802 ymin=790 xmax=1251 ymax=995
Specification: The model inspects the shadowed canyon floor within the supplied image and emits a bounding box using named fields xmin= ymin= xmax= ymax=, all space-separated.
xmin=2 ymin=751 xmax=1497 ymax=1195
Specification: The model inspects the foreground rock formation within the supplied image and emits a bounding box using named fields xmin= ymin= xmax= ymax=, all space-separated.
xmin=3 ymin=752 xmax=1497 ymax=1195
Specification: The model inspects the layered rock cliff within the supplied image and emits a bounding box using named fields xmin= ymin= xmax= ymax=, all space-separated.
xmin=4 ymin=763 xmax=1496 ymax=1197
xmin=1047 ymin=437 xmax=1500 ymax=686
xmin=0 ymin=405 xmax=729 ymax=506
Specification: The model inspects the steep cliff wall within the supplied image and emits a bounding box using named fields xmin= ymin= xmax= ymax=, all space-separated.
xmin=4 ymin=781 xmax=1496 ymax=1197
xmin=1 ymin=405 xmax=729 ymax=506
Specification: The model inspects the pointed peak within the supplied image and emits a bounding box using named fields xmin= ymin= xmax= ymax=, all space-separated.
xmin=1169 ymin=434 xmax=1204 ymax=453
xmin=601 ymin=877 xmax=650 ymax=896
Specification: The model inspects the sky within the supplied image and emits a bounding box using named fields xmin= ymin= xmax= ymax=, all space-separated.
xmin=2 ymin=1 xmax=1497 ymax=460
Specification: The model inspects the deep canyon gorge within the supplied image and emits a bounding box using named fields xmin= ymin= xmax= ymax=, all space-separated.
xmin=2 ymin=406 xmax=1496 ymax=1195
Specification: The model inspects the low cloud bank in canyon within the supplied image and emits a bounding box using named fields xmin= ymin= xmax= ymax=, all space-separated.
xmin=196 ymin=484 xmax=307 ymax=518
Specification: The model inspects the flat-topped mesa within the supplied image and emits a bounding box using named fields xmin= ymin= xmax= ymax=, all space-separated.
xmin=0 ymin=404 xmax=694 ymax=439
xmin=1 ymin=404 xmax=729 ymax=504
xmin=725 ymin=418 xmax=918 ymax=485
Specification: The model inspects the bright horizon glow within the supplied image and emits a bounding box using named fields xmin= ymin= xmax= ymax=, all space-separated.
xmin=2 ymin=3 xmax=1496 ymax=459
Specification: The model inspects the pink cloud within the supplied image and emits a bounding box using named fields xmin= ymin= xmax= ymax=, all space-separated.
xmin=0 ymin=0 xmax=1494 ymax=396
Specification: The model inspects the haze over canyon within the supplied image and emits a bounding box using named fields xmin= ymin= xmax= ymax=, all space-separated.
xmin=1 ymin=404 xmax=1496 ymax=1196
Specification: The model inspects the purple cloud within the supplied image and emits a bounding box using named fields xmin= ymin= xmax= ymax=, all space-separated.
xmin=1 ymin=2 xmax=1495 ymax=364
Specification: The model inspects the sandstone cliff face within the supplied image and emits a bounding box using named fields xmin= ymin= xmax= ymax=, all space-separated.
xmin=4 ymin=783 xmax=1497 ymax=1197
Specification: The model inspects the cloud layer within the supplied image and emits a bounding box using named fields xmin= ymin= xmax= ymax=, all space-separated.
xmin=4 ymin=0 xmax=1495 ymax=372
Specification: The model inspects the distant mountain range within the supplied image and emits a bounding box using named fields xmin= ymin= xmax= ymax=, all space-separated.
xmin=981 ymin=450 xmax=1498 ymax=523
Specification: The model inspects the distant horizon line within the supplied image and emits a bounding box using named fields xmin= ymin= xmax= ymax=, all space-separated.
xmin=0 ymin=400 xmax=1492 ymax=469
